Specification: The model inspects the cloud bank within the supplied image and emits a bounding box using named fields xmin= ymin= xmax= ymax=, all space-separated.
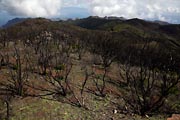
xmin=90 ymin=0 xmax=180 ymax=23
xmin=0 ymin=0 xmax=180 ymax=24
xmin=0 ymin=0 xmax=62 ymax=17
xmin=60 ymin=7 xmax=90 ymax=19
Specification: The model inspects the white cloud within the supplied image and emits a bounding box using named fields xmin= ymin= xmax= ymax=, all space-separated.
xmin=90 ymin=0 xmax=180 ymax=22
xmin=0 ymin=0 xmax=180 ymax=23
xmin=63 ymin=0 xmax=90 ymax=8
xmin=0 ymin=0 xmax=62 ymax=17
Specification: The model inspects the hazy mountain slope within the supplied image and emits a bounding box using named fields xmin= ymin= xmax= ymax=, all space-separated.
xmin=66 ymin=16 xmax=124 ymax=30
xmin=3 ymin=17 xmax=180 ymax=51
xmin=2 ymin=18 xmax=27 ymax=28
xmin=67 ymin=17 xmax=180 ymax=46
xmin=3 ymin=18 xmax=90 ymax=48
xmin=159 ymin=24 xmax=180 ymax=39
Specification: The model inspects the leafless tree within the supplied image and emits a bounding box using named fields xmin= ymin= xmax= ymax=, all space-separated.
xmin=0 ymin=52 xmax=9 ymax=69
xmin=36 ymin=31 xmax=53 ymax=75
xmin=75 ymin=38 xmax=86 ymax=60
xmin=0 ymin=91 xmax=12 ymax=120
xmin=119 ymin=39 xmax=180 ymax=116
xmin=90 ymin=32 xmax=117 ymax=97
xmin=0 ymin=45 xmax=29 ymax=97
xmin=0 ymin=29 xmax=8 ymax=48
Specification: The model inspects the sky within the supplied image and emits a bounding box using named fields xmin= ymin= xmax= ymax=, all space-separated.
xmin=0 ymin=0 xmax=180 ymax=26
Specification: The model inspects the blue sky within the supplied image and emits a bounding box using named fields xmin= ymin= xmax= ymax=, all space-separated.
xmin=0 ymin=0 xmax=180 ymax=26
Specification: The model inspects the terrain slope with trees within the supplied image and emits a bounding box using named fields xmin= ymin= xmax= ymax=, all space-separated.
xmin=0 ymin=17 xmax=180 ymax=120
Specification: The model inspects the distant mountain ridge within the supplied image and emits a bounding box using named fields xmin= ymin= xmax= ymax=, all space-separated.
xmin=3 ymin=16 xmax=180 ymax=45
xmin=63 ymin=16 xmax=180 ymax=47
xmin=2 ymin=18 xmax=27 ymax=28
xmin=2 ymin=16 xmax=172 ymax=28
xmin=64 ymin=16 xmax=173 ymax=31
